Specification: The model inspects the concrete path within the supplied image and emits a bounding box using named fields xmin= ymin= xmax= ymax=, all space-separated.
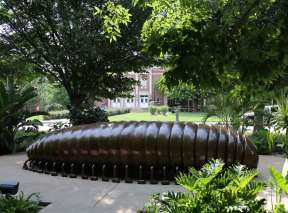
xmin=0 ymin=153 xmax=287 ymax=213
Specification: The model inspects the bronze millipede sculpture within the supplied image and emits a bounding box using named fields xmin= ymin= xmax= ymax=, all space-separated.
xmin=24 ymin=122 xmax=258 ymax=184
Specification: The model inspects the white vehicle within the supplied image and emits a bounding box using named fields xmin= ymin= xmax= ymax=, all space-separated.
xmin=242 ymin=105 xmax=279 ymax=120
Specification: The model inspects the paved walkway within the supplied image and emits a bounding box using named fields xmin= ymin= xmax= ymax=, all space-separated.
xmin=0 ymin=153 xmax=287 ymax=213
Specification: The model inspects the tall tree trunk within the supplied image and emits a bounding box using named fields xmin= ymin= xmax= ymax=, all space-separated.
xmin=68 ymin=93 xmax=108 ymax=126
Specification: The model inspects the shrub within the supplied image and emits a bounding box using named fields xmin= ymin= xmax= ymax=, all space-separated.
xmin=69 ymin=106 xmax=108 ymax=125
xmin=107 ymin=108 xmax=130 ymax=116
xmin=149 ymin=106 xmax=157 ymax=115
xmin=159 ymin=106 xmax=169 ymax=115
xmin=156 ymin=107 xmax=161 ymax=115
xmin=45 ymin=103 xmax=66 ymax=111
xmin=249 ymin=128 xmax=278 ymax=155
xmin=15 ymin=131 xmax=46 ymax=152
xmin=0 ymin=79 xmax=45 ymax=155
xmin=0 ymin=192 xmax=43 ymax=213
xmin=44 ymin=109 xmax=130 ymax=120
xmin=43 ymin=110 xmax=69 ymax=120
xmin=143 ymin=160 xmax=266 ymax=213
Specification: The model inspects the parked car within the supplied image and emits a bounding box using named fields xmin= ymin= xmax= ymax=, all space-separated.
xmin=242 ymin=105 xmax=279 ymax=120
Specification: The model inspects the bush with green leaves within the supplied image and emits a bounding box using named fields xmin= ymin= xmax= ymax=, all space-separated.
xmin=0 ymin=192 xmax=43 ymax=213
xmin=249 ymin=128 xmax=277 ymax=155
xmin=43 ymin=110 xmax=70 ymax=120
xmin=269 ymin=166 xmax=288 ymax=212
xmin=143 ymin=160 xmax=266 ymax=213
xmin=69 ymin=105 xmax=109 ymax=125
xmin=0 ymin=79 xmax=44 ymax=155
xmin=149 ymin=106 xmax=157 ymax=115
xmin=159 ymin=106 xmax=169 ymax=116
xmin=107 ymin=108 xmax=131 ymax=116
xmin=273 ymin=93 xmax=288 ymax=157
xmin=15 ymin=131 xmax=46 ymax=152
xmin=44 ymin=109 xmax=131 ymax=120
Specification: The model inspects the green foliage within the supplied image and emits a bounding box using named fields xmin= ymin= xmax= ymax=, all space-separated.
xmin=95 ymin=2 xmax=132 ymax=42
xmin=43 ymin=110 xmax=70 ymax=120
xmin=269 ymin=166 xmax=288 ymax=212
xmin=273 ymin=204 xmax=287 ymax=213
xmin=69 ymin=105 xmax=109 ymax=125
xmin=15 ymin=131 xmax=45 ymax=153
xmin=249 ymin=129 xmax=278 ymax=155
xmin=159 ymin=105 xmax=168 ymax=115
xmin=0 ymin=79 xmax=44 ymax=154
xmin=0 ymin=0 xmax=152 ymax=125
xmin=149 ymin=105 xmax=169 ymax=115
xmin=43 ymin=109 xmax=130 ymax=120
xmin=156 ymin=78 xmax=196 ymax=101
xmin=202 ymin=92 xmax=244 ymax=130
xmin=144 ymin=160 xmax=266 ymax=213
xmin=107 ymin=108 xmax=131 ymax=116
xmin=0 ymin=192 xmax=42 ymax=213
xmin=140 ymin=0 xmax=288 ymax=90
xmin=28 ymin=78 xmax=69 ymax=112
xmin=274 ymin=93 xmax=288 ymax=156
xmin=149 ymin=106 xmax=157 ymax=115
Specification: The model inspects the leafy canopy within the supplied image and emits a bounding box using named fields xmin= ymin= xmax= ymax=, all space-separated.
xmin=138 ymin=0 xmax=288 ymax=89
xmin=0 ymin=0 xmax=152 ymax=124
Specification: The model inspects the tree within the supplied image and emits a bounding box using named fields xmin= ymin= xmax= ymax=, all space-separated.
xmin=0 ymin=0 xmax=152 ymax=125
xmin=0 ymin=41 xmax=39 ymax=84
xmin=0 ymin=79 xmax=43 ymax=154
xmin=138 ymin=0 xmax=288 ymax=89
xmin=156 ymin=78 xmax=196 ymax=101
xmin=28 ymin=77 xmax=69 ymax=111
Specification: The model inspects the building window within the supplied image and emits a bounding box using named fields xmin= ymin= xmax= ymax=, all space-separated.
xmin=126 ymin=98 xmax=134 ymax=103
xmin=140 ymin=75 xmax=148 ymax=89
xmin=140 ymin=95 xmax=149 ymax=104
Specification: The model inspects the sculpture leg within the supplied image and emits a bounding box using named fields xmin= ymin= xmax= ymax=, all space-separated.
xmin=69 ymin=163 xmax=77 ymax=178
xmin=137 ymin=165 xmax=145 ymax=184
xmin=30 ymin=160 xmax=36 ymax=172
xmin=149 ymin=166 xmax=157 ymax=184
xmin=38 ymin=161 xmax=43 ymax=173
xmin=124 ymin=165 xmax=132 ymax=183
xmin=61 ymin=162 xmax=67 ymax=177
xmin=51 ymin=162 xmax=58 ymax=176
xmin=174 ymin=166 xmax=180 ymax=185
xmin=44 ymin=162 xmax=50 ymax=174
xmin=22 ymin=160 xmax=29 ymax=170
xmin=161 ymin=166 xmax=170 ymax=185
xmin=28 ymin=160 xmax=33 ymax=171
xmin=81 ymin=163 xmax=88 ymax=179
xmin=90 ymin=164 xmax=98 ymax=181
xmin=112 ymin=165 xmax=120 ymax=183
xmin=101 ymin=164 xmax=109 ymax=182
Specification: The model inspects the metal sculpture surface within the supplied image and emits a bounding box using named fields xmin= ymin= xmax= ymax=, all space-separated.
xmin=24 ymin=122 xmax=258 ymax=184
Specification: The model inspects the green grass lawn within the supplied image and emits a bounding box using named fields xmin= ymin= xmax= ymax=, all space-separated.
xmin=28 ymin=115 xmax=44 ymax=121
xmin=109 ymin=112 xmax=220 ymax=122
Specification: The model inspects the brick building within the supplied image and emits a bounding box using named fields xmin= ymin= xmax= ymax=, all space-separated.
xmin=98 ymin=67 xmax=166 ymax=110
xmin=97 ymin=67 xmax=205 ymax=111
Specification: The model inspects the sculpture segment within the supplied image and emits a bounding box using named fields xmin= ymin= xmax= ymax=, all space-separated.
xmin=24 ymin=122 xmax=258 ymax=183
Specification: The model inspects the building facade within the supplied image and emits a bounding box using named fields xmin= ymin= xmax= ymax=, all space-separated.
xmin=96 ymin=67 xmax=205 ymax=111
xmin=101 ymin=67 xmax=167 ymax=110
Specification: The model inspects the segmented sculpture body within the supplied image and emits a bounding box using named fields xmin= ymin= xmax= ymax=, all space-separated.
xmin=25 ymin=122 xmax=258 ymax=183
